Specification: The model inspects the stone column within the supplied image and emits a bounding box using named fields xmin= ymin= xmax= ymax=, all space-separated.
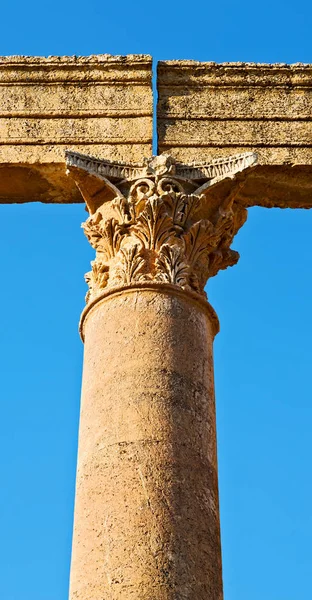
xmin=67 ymin=151 xmax=256 ymax=600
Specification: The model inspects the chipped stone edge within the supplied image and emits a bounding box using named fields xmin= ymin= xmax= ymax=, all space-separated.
xmin=0 ymin=54 xmax=152 ymax=65
xmin=158 ymin=60 xmax=312 ymax=69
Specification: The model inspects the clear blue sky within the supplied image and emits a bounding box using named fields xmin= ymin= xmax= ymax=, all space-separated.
xmin=0 ymin=2 xmax=311 ymax=599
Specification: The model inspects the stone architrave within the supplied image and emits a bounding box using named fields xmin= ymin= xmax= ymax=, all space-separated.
xmin=0 ymin=54 xmax=152 ymax=203
xmin=66 ymin=150 xmax=258 ymax=600
xmin=157 ymin=61 xmax=312 ymax=165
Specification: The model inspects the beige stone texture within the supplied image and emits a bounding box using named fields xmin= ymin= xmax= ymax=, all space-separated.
xmin=157 ymin=61 xmax=312 ymax=166
xmin=66 ymin=151 xmax=263 ymax=600
xmin=157 ymin=61 xmax=312 ymax=209
xmin=66 ymin=151 xmax=252 ymax=304
xmin=70 ymin=287 xmax=222 ymax=600
xmin=0 ymin=55 xmax=152 ymax=203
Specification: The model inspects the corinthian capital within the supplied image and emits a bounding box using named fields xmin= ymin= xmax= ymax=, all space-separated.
xmin=66 ymin=151 xmax=257 ymax=304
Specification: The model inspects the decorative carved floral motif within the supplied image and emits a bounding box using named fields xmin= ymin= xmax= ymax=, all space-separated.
xmin=81 ymin=170 xmax=247 ymax=303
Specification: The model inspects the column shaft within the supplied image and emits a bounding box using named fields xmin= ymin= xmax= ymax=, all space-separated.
xmin=70 ymin=287 xmax=223 ymax=600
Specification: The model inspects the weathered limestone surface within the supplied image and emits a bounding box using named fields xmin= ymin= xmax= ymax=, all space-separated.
xmin=72 ymin=289 xmax=222 ymax=600
xmin=157 ymin=61 xmax=312 ymax=164
xmin=0 ymin=55 xmax=152 ymax=202
xmin=66 ymin=151 xmax=258 ymax=599
xmin=157 ymin=61 xmax=312 ymax=209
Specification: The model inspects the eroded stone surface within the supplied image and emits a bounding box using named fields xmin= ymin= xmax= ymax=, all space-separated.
xmin=66 ymin=151 xmax=259 ymax=599
xmin=157 ymin=61 xmax=312 ymax=166
xmin=0 ymin=54 xmax=152 ymax=202
xmin=70 ymin=289 xmax=222 ymax=600
xmin=66 ymin=151 xmax=257 ymax=305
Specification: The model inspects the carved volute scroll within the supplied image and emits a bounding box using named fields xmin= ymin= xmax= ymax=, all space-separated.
xmin=66 ymin=150 xmax=257 ymax=304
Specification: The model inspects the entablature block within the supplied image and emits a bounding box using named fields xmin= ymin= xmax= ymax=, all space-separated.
xmin=0 ymin=54 xmax=153 ymax=203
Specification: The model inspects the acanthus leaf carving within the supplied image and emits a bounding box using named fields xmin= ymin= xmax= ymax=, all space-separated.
xmin=84 ymin=261 xmax=109 ymax=303
xmin=116 ymin=244 xmax=146 ymax=285
xmin=155 ymin=244 xmax=190 ymax=287
xmin=133 ymin=196 xmax=176 ymax=251
xmin=163 ymin=192 xmax=201 ymax=230
xmin=67 ymin=153 xmax=254 ymax=304
xmin=83 ymin=214 xmax=125 ymax=259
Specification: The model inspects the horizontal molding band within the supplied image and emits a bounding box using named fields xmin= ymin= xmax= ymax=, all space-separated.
xmin=157 ymin=83 xmax=312 ymax=88
xmin=157 ymin=83 xmax=312 ymax=89
xmin=157 ymin=60 xmax=311 ymax=68
xmin=0 ymin=79 xmax=152 ymax=85
xmin=0 ymin=82 xmax=151 ymax=89
xmin=0 ymin=111 xmax=152 ymax=118
xmin=158 ymin=120 xmax=312 ymax=147
xmin=0 ymin=115 xmax=152 ymax=146
xmin=0 ymin=54 xmax=151 ymax=64
xmin=159 ymin=141 xmax=312 ymax=148
xmin=158 ymin=116 xmax=312 ymax=122
xmin=0 ymin=139 xmax=152 ymax=145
